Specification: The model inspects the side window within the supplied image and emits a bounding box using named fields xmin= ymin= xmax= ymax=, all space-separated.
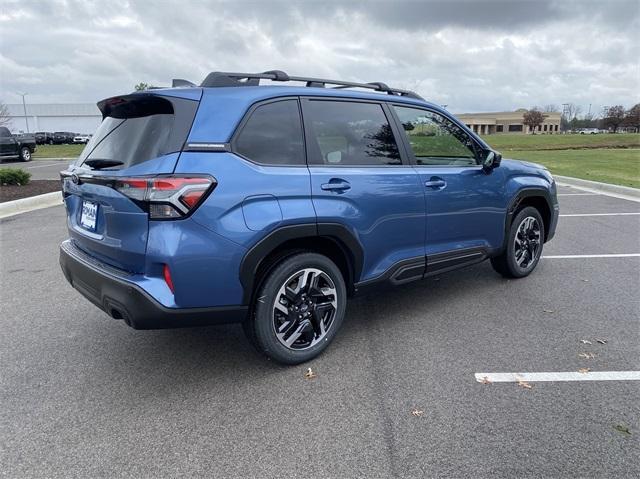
xmin=235 ymin=99 xmax=304 ymax=165
xmin=393 ymin=106 xmax=478 ymax=166
xmin=304 ymin=100 xmax=401 ymax=166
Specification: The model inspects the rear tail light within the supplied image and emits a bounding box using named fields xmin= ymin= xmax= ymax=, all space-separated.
xmin=114 ymin=176 xmax=215 ymax=219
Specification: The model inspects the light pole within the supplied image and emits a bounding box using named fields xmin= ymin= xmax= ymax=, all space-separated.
xmin=18 ymin=92 xmax=29 ymax=133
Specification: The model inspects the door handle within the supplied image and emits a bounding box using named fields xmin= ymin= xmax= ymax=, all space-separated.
xmin=321 ymin=179 xmax=351 ymax=192
xmin=425 ymin=178 xmax=446 ymax=189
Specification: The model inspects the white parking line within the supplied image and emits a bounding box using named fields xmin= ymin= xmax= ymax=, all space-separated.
xmin=543 ymin=254 xmax=640 ymax=259
xmin=557 ymin=193 xmax=600 ymax=196
xmin=559 ymin=212 xmax=640 ymax=217
xmin=475 ymin=371 xmax=640 ymax=383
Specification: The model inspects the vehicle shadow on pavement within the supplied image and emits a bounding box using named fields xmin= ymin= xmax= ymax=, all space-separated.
xmin=88 ymin=262 xmax=501 ymax=383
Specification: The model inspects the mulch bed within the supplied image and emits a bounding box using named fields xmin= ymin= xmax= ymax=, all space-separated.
xmin=0 ymin=180 xmax=61 ymax=203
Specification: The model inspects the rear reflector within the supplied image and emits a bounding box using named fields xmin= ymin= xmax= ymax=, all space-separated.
xmin=163 ymin=264 xmax=175 ymax=293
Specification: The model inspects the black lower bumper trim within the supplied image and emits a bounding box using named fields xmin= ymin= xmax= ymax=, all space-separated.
xmin=59 ymin=240 xmax=248 ymax=329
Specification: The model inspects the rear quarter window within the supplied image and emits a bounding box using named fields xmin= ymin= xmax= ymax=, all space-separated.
xmin=233 ymin=99 xmax=305 ymax=165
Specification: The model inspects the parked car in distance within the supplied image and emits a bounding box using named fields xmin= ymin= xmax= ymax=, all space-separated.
xmin=73 ymin=134 xmax=91 ymax=144
xmin=53 ymin=131 xmax=75 ymax=144
xmin=578 ymin=128 xmax=599 ymax=134
xmin=59 ymin=70 xmax=559 ymax=364
xmin=0 ymin=126 xmax=36 ymax=161
xmin=35 ymin=132 xmax=54 ymax=145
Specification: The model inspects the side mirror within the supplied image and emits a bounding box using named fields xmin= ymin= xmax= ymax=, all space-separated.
xmin=482 ymin=150 xmax=501 ymax=172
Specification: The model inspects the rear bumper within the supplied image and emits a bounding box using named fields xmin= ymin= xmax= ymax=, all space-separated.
xmin=59 ymin=240 xmax=248 ymax=329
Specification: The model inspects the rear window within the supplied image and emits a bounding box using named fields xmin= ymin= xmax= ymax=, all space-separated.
xmin=78 ymin=94 xmax=197 ymax=169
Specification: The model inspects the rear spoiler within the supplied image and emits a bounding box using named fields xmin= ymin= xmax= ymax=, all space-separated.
xmin=97 ymin=94 xmax=173 ymax=119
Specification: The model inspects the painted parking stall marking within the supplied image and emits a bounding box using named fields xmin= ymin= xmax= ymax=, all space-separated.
xmin=543 ymin=254 xmax=640 ymax=259
xmin=476 ymin=371 xmax=640 ymax=383
xmin=560 ymin=212 xmax=640 ymax=217
xmin=557 ymin=193 xmax=600 ymax=196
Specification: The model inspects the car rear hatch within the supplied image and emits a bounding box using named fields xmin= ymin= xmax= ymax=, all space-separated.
xmin=61 ymin=91 xmax=202 ymax=273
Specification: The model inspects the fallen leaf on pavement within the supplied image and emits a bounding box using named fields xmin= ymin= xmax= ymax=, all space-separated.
xmin=411 ymin=409 xmax=424 ymax=417
xmin=543 ymin=309 xmax=554 ymax=313
xmin=580 ymin=339 xmax=592 ymax=345
xmin=578 ymin=352 xmax=596 ymax=359
xmin=304 ymin=368 xmax=317 ymax=380
xmin=581 ymin=279 xmax=589 ymax=282
xmin=578 ymin=368 xmax=590 ymax=374
xmin=614 ymin=424 xmax=631 ymax=436
xmin=596 ymin=339 xmax=608 ymax=344
xmin=515 ymin=376 xmax=533 ymax=389
xmin=478 ymin=376 xmax=492 ymax=384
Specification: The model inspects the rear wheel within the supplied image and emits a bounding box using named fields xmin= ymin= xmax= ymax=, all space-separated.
xmin=244 ymin=252 xmax=346 ymax=364
xmin=491 ymin=206 xmax=544 ymax=278
xmin=19 ymin=147 xmax=32 ymax=162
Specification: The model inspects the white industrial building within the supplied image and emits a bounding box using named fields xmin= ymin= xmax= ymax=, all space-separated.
xmin=3 ymin=103 xmax=102 ymax=134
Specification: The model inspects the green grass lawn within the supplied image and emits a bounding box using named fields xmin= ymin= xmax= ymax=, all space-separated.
xmin=507 ymin=149 xmax=640 ymax=188
xmin=33 ymin=144 xmax=85 ymax=159
xmin=481 ymin=133 xmax=640 ymax=151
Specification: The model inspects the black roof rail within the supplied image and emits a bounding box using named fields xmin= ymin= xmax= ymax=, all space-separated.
xmin=199 ymin=70 xmax=424 ymax=100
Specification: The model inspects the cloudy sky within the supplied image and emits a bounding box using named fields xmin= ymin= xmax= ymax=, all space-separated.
xmin=1 ymin=0 xmax=638 ymax=113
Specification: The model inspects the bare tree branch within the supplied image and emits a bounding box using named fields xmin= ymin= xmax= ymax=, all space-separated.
xmin=0 ymin=101 xmax=11 ymax=127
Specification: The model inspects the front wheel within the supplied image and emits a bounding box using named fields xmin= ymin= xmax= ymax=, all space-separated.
xmin=244 ymin=252 xmax=347 ymax=364
xmin=491 ymin=206 xmax=545 ymax=278
xmin=19 ymin=147 xmax=32 ymax=162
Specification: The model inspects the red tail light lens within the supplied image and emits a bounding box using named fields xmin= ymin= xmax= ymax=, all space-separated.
xmin=113 ymin=176 xmax=215 ymax=219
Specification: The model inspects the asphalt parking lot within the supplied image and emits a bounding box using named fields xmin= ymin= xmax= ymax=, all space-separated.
xmin=1 ymin=184 xmax=638 ymax=478
xmin=0 ymin=159 xmax=72 ymax=181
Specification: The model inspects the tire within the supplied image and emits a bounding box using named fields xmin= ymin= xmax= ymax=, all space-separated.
xmin=19 ymin=146 xmax=32 ymax=162
xmin=491 ymin=206 xmax=545 ymax=278
xmin=244 ymin=252 xmax=347 ymax=364
xmin=48 ymin=139 xmax=53 ymax=145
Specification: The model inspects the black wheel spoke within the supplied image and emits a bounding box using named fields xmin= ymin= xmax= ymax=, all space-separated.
xmin=514 ymin=215 xmax=541 ymax=269
xmin=273 ymin=268 xmax=338 ymax=351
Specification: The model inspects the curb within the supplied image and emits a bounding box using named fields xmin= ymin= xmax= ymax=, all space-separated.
xmin=0 ymin=191 xmax=63 ymax=219
xmin=555 ymin=175 xmax=640 ymax=203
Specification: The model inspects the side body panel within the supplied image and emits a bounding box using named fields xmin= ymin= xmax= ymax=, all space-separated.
xmin=418 ymin=165 xmax=507 ymax=256
xmin=174 ymin=151 xmax=315 ymax=248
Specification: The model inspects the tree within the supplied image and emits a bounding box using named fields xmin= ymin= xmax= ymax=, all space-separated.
xmin=622 ymin=104 xmax=640 ymax=132
xmin=603 ymin=105 xmax=626 ymax=132
xmin=523 ymin=109 xmax=547 ymax=134
xmin=0 ymin=101 xmax=11 ymax=127
xmin=561 ymin=103 xmax=581 ymax=131
xmin=544 ymin=104 xmax=560 ymax=113
xmin=134 ymin=82 xmax=150 ymax=91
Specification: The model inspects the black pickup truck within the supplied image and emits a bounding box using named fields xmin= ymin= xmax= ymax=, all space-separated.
xmin=0 ymin=127 xmax=36 ymax=162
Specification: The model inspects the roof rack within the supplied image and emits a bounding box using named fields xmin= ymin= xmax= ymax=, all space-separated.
xmin=199 ymin=70 xmax=424 ymax=100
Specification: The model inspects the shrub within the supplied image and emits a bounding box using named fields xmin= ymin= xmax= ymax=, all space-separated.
xmin=0 ymin=168 xmax=31 ymax=186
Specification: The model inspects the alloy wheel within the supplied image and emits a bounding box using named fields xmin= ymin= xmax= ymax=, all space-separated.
xmin=272 ymin=268 xmax=338 ymax=350
xmin=514 ymin=216 xmax=541 ymax=269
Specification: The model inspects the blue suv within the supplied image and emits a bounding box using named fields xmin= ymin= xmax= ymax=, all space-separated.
xmin=60 ymin=70 xmax=559 ymax=364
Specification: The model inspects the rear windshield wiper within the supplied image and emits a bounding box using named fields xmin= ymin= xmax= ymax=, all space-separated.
xmin=83 ymin=159 xmax=124 ymax=169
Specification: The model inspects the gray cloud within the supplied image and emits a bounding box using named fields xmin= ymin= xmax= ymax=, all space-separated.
xmin=1 ymin=0 xmax=638 ymax=114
